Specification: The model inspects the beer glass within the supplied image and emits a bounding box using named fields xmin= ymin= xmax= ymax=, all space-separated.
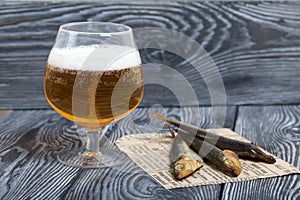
xmin=44 ymin=22 xmax=144 ymax=168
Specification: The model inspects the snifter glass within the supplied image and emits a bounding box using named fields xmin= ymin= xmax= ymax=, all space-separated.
xmin=44 ymin=22 xmax=144 ymax=168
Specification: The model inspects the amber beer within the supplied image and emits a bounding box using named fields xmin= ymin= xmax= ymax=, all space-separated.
xmin=44 ymin=45 xmax=144 ymax=129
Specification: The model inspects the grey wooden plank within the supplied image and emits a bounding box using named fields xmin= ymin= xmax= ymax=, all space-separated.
xmin=0 ymin=106 xmax=236 ymax=199
xmin=222 ymin=106 xmax=300 ymax=200
xmin=0 ymin=2 xmax=300 ymax=109
xmin=0 ymin=110 xmax=81 ymax=199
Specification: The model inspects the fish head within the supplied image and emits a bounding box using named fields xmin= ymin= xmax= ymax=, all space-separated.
xmin=172 ymin=155 xmax=203 ymax=180
xmin=222 ymin=150 xmax=242 ymax=177
xmin=250 ymin=145 xmax=276 ymax=164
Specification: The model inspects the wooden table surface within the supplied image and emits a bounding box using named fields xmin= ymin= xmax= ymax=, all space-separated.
xmin=0 ymin=1 xmax=299 ymax=200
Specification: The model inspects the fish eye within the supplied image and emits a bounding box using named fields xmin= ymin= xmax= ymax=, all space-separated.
xmin=175 ymin=164 xmax=185 ymax=170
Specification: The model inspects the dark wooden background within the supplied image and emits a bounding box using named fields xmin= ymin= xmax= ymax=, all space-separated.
xmin=0 ymin=1 xmax=299 ymax=200
xmin=1 ymin=1 xmax=300 ymax=108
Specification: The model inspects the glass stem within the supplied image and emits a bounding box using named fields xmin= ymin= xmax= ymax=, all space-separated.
xmin=85 ymin=129 xmax=101 ymax=155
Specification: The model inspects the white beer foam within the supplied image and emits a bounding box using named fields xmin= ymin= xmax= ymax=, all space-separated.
xmin=48 ymin=44 xmax=141 ymax=71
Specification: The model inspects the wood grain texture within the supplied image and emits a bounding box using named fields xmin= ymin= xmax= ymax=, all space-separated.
xmin=0 ymin=106 xmax=236 ymax=199
xmin=0 ymin=2 xmax=300 ymax=109
xmin=222 ymin=106 xmax=300 ymax=200
xmin=0 ymin=110 xmax=81 ymax=199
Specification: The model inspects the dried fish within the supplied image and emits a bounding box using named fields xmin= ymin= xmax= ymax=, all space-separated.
xmin=176 ymin=128 xmax=242 ymax=177
xmin=170 ymin=134 xmax=204 ymax=180
xmin=153 ymin=113 xmax=276 ymax=164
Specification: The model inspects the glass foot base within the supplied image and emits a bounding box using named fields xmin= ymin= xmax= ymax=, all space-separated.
xmin=57 ymin=147 xmax=125 ymax=169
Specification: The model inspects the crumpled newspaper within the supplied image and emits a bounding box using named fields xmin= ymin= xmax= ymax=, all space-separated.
xmin=115 ymin=129 xmax=300 ymax=189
